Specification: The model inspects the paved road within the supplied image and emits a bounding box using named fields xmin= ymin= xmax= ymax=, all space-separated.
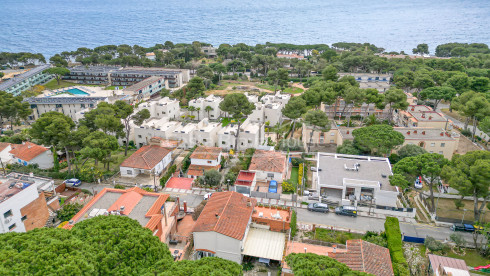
xmin=297 ymin=209 xmax=475 ymax=243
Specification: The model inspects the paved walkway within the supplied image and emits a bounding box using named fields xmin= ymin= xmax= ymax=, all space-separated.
xmin=438 ymin=103 xmax=488 ymax=142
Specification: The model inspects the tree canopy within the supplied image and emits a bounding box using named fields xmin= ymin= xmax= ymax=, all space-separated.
xmin=285 ymin=253 xmax=371 ymax=276
xmin=0 ymin=215 xmax=241 ymax=275
xmin=352 ymin=125 xmax=405 ymax=156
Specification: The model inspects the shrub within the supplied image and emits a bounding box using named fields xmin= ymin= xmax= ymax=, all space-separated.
xmin=461 ymin=129 xmax=472 ymax=137
xmin=290 ymin=210 xmax=297 ymax=238
xmin=57 ymin=203 xmax=83 ymax=222
xmin=192 ymin=201 xmax=207 ymax=221
xmin=282 ymin=181 xmax=295 ymax=193
xmin=114 ymin=184 xmax=126 ymax=190
xmin=298 ymin=163 xmax=304 ymax=185
xmin=425 ymin=236 xmax=449 ymax=252
xmin=450 ymin=233 xmax=466 ymax=248
xmin=160 ymin=165 xmax=177 ymax=187
xmin=454 ymin=199 xmax=465 ymax=209
xmin=384 ymin=217 xmax=408 ymax=275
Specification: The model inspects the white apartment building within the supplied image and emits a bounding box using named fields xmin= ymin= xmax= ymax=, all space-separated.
xmin=133 ymin=117 xmax=181 ymax=148
xmin=218 ymin=119 xmax=264 ymax=151
xmin=136 ymin=97 xmax=181 ymax=119
xmin=188 ymin=95 xmax=223 ymax=120
xmin=248 ymin=92 xmax=290 ymax=126
xmin=27 ymin=96 xmax=108 ymax=121
xmin=192 ymin=119 xmax=222 ymax=147
xmin=169 ymin=123 xmax=197 ymax=149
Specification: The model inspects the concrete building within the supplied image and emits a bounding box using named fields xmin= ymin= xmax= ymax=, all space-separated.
xmin=9 ymin=142 xmax=53 ymax=169
xmin=394 ymin=127 xmax=460 ymax=159
xmin=145 ymin=52 xmax=156 ymax=61
xmin=0 ymin=65 xmax=53 ymax=96
xmin=63 ymin=66 xmax=190 ymax=88
xmin=188 ymin=95 xmax=223 ymax=120
xmin=315 ymin=153 xmax=399 ymax=208
xmin=26 ymin=96 xmax=108 ymax=121
xmin=397 ymin=105 xmax=450 ymax=129
xmin=218 ymin=119 xmax=264 ymax=152
xmin=123 ymin=76 xmax=167 ymax=101
xmin=192 ymin=119 xmax=222 ymax=147
xmin=234 ymin=170 xmax=257 ymax=195
xmin=187 ymin=146 xmax=222 ymax=179
xmin=321 ymin=101 xmax=389 ymax=120
xmin=136 ymin=97 xmax=181 ymax=119
xmin=133 ymin=117 xmax=181 ymax=148
xmin=120 ymin=142 xmax=172 ymax=178
xmin=170 ymin=122 xmax=197 ymax=149
xmin=192 ymin=192 xmax=256 ymax=263
xmin=249 ymin=150 xmax=287 ymax=183
xmin=63 ymin=187 xmax=178 ymax=243
xmin=248 ymin=92 xmax=291 ymax=126
xmin=0 ymin=174 xmax=53 ymax=233
xmin=201 ymin=46 xmax=217 ymax=58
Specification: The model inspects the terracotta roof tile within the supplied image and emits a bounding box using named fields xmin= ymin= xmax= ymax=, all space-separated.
xmin=428 ymin=254 xmax=468 ymax=271
xmin=249 ymin=150 xmax=286 ymax=173
xmin=193 ymin=191 xmax=256 ymax=240
xmin=165 ymin=177 xmax=194 ymax=190
xmin=120 ymin=145 xmax=171 ymax=170
xmin=190 ymin=146 xmax=222 ymax=160
xmin=9 ymin=142 xmax=49 ymax=161
xmin=187 ymin=164 xmax=220 ymax=177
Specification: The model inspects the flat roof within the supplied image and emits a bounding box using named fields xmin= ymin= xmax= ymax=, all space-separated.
xmin=409 ymin=111 xmax=446 ymax=122
xmin=395 ymin=127 xmax=457 ymax=140
xmin=252 ymin=206 xmax=290 ymax=222
xmin=242 ymin=228 xmax=286 ymax=261
xmin=0 ymin=64 xmax=51 ymax=90
xmin=26 ymin=96 xmax=107 ymax=104
xmin=317 ymin=153 xmax=395 ymax=192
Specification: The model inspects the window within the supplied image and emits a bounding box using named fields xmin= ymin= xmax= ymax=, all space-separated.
xmin=330 ymin=132 xmax=335 ymax=136
xmin=3 ymin=210 xmax=12 ymax=218
xmin=127 ymin=170 xmax=132 ymax=175
xmin=330 ymin=140 xmax=334 ymax=143
xmin=21 ymin=215 xmax=27 ymax=221
xmin=203 ymin=139 xmax=207 ymax=142
xmin=222 ymin=141 xmax=226 ymax=145
xmin=138 ymin=135 xmax=142 ymax=138
xmin=267 ymin=173 xmax=274 ymax=178
xmin=8 ymin=224 xmax=16 ymax=231
xmin=441 ymin=143 xmax=445 ymax=147
xmin=430 ymin=143 xmax=435 ymax=147
xmin=439 ymin=151 xmax=443 ymax=154
xmin=248 ymin=140 xmax=252 ymax=144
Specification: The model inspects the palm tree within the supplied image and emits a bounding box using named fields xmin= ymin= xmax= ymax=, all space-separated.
xmin=196 ymin=107 xmax=201 ymax=121
xmin=188 ymin=106 xmax=196 ymax=120
xmin=205 ymin=105 xmax=214 ymax=118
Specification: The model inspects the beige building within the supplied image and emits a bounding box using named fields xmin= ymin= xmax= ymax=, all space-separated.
xmin=397 ymin=105 xmax=450 ymax=129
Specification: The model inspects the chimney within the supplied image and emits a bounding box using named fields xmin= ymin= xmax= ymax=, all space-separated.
xmin=422 ymin=113 xmax=426 ymax=118
xmin=414 ymin=130 xmax=417 ymax=134
xmin=346 ymin=130 xmax=349 ymax=134
xmin=183 ymin=201 xmax=187 ymax=212
xmin=333 ymin=245 xmax=337 ymax=253
xmin=429 ymin=116 xmax=432 ymax=120
xmin=406 ymin=131 xmax=410 ymax=135
xmin=422 ymin=131 xmax=426 ymax=135
xmin=411 ymin=106 xmax=415 ymax=111
xmin=440 ymin=132 xmax=444 ymax=136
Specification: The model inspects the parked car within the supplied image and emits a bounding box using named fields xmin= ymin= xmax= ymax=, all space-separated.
xmin=451 ymin=223 xmax=475 ymax=232
xmin=335 ymin=205 xmax=358 ymax=217
xmin=268 ymin=180 xmax=278 ymax=193
xmin=203 ymin=193 xmax=213 ymax=200
xmin=307 ymin=203 xmax=329 ymax=213
xmin=63 ymin=178 xmax=81 ymax=187
xmin=414 ymin=176 xmax=423 ymax=189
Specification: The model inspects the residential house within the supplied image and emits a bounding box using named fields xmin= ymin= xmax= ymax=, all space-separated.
xmin=315 ymin=153 xmax=399 ymax=208
xmin=63 ymin=187 xmax=179 ymax=243
xmin=337 ymin=73 xmax=392 ymax=92
xmin=192 ymin=119 xmax=222 ymax=147
xmin=0 ymin=173 xmax=54 ymax=233
xmin=120 ymin=141 xmax=172 ymax=178
xmin=133 ymin=117 xmax=181 ymax=148
xmin=123 ymin=76 xmax=167 ymax=101
xmin=145 ymin=52 xmax=156 ymax=61
xmin=9 ymin=142 xmax=53 ymax=169
xmin=394 ymin=127 xmax=460 ymax=159
xmin=276 ymin=53 xmax=306 ymax=60
xmin=0 ymin=64 xmax=53 ymax=96
xmin=251 ymin=205 xmax=291 ymax=232
xmin=188 ymin=95 xmax=223 ymax=120
xmin=218 ymin=118 xmax=264 ymax=152
xmin=282 ymin=239 xmax=394 ymax=276
xmin=201 ymin=46 xmax=217 ymax=58
xmin=187 ymin=146 xmax=222 ymax=179
xmin=397 ymin=105 xmax=450 ymax=129
xmin=192 ymin=191 xmax=256 ymax=263
xmin=136 ymin=97 xmax=181 ymax=119
xmin=249 ymin=150 xmax=287 ymax=183
xmin=169 ymin=122 xmax=197 ymax=149
xmin=0 ymin=142 xmax=12 ymax=164
xmin=249 ymin=92 xmax=291 ymax=126
xmin=234 ymin=170 xmax=256 ymax=195
xmin=428 ymin=254 xmax=470 ymax=276
xmin=321 ymin=101 xmax=389 ymax=120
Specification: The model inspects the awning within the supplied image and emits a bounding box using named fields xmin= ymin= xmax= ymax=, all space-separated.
xmin=242 ymin=228 xmax=286 ymax=261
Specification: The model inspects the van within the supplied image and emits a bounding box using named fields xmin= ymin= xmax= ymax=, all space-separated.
xmin=335 ymin=205 xmax=357 ymax=217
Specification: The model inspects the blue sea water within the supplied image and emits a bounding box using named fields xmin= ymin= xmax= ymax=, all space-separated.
xmin=0 ymin=0 xmax=489 ymax=57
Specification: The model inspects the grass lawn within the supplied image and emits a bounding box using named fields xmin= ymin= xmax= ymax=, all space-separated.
xmin=44 ymin=79 xmax=104 ymax=90
xmin=435 ymin=198 xmax=490 ymax=222
xmin=447 ymin=249 xmax=490 ymax=267
xmin=283 ymin=87 xmax=304 ymax=94
xmin=105 ymin=85 xmax=124 ymax=90
xmin=84 ymin=148 xmax=137 ymax=172
xmin=215 ymin=81 xmax=247 ymax=90
xmin=309 ymin=228 xmax=364 ymax=244
xmin=289 ymin=166 xmax=299 ymax=184
xmin=441 ymin=108 xmax=473 ymax=126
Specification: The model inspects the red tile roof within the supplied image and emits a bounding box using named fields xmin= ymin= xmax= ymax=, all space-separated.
xmin=249 ymin=150 xmax=286 ymax=173
xmin=187 ymin=164 xmax=220 ymax=177
xmin=0 ymin=142 xmax=11 ymax=152
xmin=9 ymin=142 xmax=49 ymax=161
xmin=193 ymin=191 xmax=256 ymax=240
xmin=64 ymin=187 xmax=169 ymax=233
xmin=330 ymin=240 xmax=394 ymax=276
xmin=190 ymin=146 xmax=222 ymax=160
xmin=428 ymin=254 xmax=468 ymax=271
xmin=165 ymin=177 xmax=194 ymax=190
xmin=149 ymin=137 xmax=180 ymax=149
xmin=120 ymin=145 xmax=171 ymax=170
xmin=235 ymin=170 xmax=255 ymax=186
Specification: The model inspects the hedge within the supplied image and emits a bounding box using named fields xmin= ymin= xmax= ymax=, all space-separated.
xmin=290 ymin=210 xmax=297 ymax=238
xmin=160 ymin=165 xmax=177 ymax=187
xmin=384 ymin=217 xmax=408 ymax=276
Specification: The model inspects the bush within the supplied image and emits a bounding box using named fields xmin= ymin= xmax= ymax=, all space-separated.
xmin=454 ymin=199 xmax=465 ymax=209
xmin=461 ymin=129 xmax=472 ymax=137
xmin=450 ymin=233 xmax=466 ymax=248
xmin=282 ymin=181 xmax=295 ymax=193
xmin=393 ymin=263 xmax=410 ymax=276
xmin=114 ymin=184 xmax=126 ymax=190
xmin=160 ymin=165 xmax=177 ymax=187
xmin=384 ymin=217 xmax=408 ymax=275
xmin=57 ymin=203 xmax=83 ymax=222
xmin=192 ymin=201 xmax=207 ymax=221
xmin=425 ymin=236 xmax=449 ymax=252
xmin=290 ymin=210 xmax=297 ymax=238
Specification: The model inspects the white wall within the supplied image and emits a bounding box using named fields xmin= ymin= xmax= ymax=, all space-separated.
xmin=191 ymin=153 xmax=221 ymax=167
xmin=0 ymin=146 xmax=12 ymax=164
xmin=120 ymin=152 xmax=171 ymax=177
xmin=120 ymin=166 xmax=138 ymax=177
xmin=0 ymin=184 xmax=38 ymax=233
xmin=15 ymin=151 xmax=54 ymax=169
xmin=193 ymin=231 xmax=243 ymax=264
xmin=253 ymin=170 xmax=283 ymax=182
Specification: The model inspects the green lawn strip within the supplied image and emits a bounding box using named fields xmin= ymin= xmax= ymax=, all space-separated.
xmin=289 ymin=166 xmax=299 ymax=184
xmin=447 ymin=249 xmax=490 ymax=267
xmin=43 ymin=79 xmax=103 ymax=90
xmin=313 ymin=228 xmax=364 ymax=244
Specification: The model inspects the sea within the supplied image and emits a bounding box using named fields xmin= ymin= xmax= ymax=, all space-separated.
xmin=0 ymin=0 xmax=489 ymax=57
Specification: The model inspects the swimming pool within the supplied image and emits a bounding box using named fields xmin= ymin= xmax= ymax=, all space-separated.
xmin=66 ymin=88 xmax=89 ymax=96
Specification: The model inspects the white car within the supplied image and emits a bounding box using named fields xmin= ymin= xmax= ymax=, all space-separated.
xmin=414 ymin=176 xmax=423 ymax=189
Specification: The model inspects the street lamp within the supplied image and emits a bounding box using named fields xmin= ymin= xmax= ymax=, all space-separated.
xmin=227 ymin=179 xmax=230 ymax=191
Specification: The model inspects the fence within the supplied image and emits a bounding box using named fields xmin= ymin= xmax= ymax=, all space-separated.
xmin=250 ymin=191 xmax=281 ymax=200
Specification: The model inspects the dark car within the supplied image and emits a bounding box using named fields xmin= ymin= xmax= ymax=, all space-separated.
xmin=307 ymin=203 xmax=329 ymax=213
xmin=335 ymin=205 xmax=358 ymax=217
xmin=451 ymin=223 xmax=475 ymax=232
